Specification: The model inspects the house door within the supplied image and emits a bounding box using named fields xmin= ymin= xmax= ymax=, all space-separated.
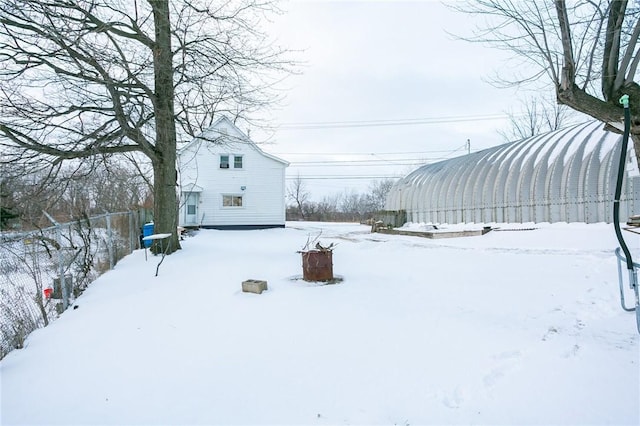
xmin=185 ymin=192 xmax=199 ymax=225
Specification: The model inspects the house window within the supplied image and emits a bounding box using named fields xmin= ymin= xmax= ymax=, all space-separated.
xmin=222 ymin=195 xmax=243 ymax=207
xmin=220 ymin=155 xmax=229 ymax=169
xmin=187 ymin=205 xmax=196 ymax=214
xmin=234 ymin=155 xmax=243 ymax=169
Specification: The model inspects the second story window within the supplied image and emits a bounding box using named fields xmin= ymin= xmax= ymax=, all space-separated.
xmin=220 ymin=155 xmax=229 ymax=169
xmin=234 ymin=155 xmax=243 ymax=169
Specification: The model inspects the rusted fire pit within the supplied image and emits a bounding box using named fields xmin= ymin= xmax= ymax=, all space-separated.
xmin=301 ymin=249 xmax=333 ymax=282
xmin=298 ymin=238 xmax=335 ymax=282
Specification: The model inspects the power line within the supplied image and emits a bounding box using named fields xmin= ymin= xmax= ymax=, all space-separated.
xmin=278 ymin=114 xmax=510 ymax=130
xmin=290 ymin=158 xmax=442 ymax=165
xmin=292 ymin=162 xmax=425 ymax=168
xmin=282 ymin=146 xmax=465 ymax=161
xmin=286 ymin=147 xmax=466 ymax=168
xmin=274 ymin=149 xmax=466 ymax=155
xmin=286 ymin=175 xmax=402 ymax=180
xmin=275 ymin=145 xmax=469 ymax=161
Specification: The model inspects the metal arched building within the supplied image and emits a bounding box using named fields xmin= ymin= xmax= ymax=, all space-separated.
xmin=385 ymin=121 xmax=640 ymax=224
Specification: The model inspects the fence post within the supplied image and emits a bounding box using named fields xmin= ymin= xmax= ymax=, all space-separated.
xmin=44 ymin=211 xmax=69 ymax=311
xmin=106 ymin=213 xmax=114 ymax=270
xmin=129 ymin=211 xmax=135 ymax=254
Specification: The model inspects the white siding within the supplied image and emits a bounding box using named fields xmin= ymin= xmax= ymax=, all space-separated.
xmin=177 ymin=117 xmax=288 ymax=228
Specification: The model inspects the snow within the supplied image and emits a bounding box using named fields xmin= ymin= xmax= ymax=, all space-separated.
xmin=1 ymin=221 xmax=639 ymax=425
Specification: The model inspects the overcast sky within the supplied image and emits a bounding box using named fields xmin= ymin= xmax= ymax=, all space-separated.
xmin=253 ymin=0 xmax=531 ymax=200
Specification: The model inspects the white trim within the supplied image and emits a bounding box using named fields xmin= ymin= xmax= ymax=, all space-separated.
xmin=222 ymin=193 xmax=244 ymax=208
xmin=182 ymin=184 xmax=203 ymax=192
xmin=178 ymin=116 xmax=289 ymax=166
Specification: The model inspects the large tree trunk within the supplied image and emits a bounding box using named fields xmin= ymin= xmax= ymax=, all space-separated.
xmin=151 ymin=159 xmax=179 ymax=254
xmin=554 ymin=0 xmax=640 ymax=169
xmin=151 ymin=0 xmax=180 ymax=254
xmin=557 ymin=82 xmax=640 ymax=168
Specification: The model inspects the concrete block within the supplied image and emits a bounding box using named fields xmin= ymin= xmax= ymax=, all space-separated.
xmin=242 ymin=279 xmax=268 ymax=294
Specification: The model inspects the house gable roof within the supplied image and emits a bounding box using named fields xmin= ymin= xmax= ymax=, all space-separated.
xmin=178 ymin=116 xmax=289 ymax=166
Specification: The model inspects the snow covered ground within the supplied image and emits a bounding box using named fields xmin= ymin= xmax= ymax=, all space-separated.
xmin=1 ymin=221 xmax=638 ymax=425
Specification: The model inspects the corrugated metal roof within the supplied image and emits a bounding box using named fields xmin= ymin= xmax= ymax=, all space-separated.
xmin=385 ymin=121 xmax=640 ymax=224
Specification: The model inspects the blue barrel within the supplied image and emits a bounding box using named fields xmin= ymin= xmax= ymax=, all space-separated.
xmin=142 ymin=222 xmax=154 ymax=247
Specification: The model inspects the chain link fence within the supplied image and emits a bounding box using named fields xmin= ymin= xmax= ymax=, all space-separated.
xmin=0 ymin=211 xmax=141 ymax=360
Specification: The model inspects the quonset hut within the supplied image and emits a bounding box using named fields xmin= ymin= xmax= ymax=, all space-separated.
xmin=385 ymin=121 xmax=640 ymax=225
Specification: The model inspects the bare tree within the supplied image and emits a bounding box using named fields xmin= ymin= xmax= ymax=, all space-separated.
xmin=1 ymin=165 xmax=66 ymax=229
xmin=0 ymin=0 xmax=293 ymax=253
xmin=317 ymin=194 xmax=342 ymax=219
xmin=283 ymin=180 xmax=395 ymax=223
xmin=339 ymin=190 xmax=368 ymax=220
xmin=367 ymin=179 xmax=395 ymax=212
xmin=80 ymin=162 xmax=148 ymax=213
xmin=287 ymin=174 xmax=310 ymax=220
xmin=499 ymin=95 xmax=578 ymax=141
xmin=451 ymin=1 xmax=640 ymax=161
xmin=1 ymin=159 xmax=148 ymax=230
xmin=0 ymin=168 xmax=19 ymax=230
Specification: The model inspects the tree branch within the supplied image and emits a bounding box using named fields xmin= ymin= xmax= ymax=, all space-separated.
xmin=554 ymin=0 xmax=576 ymax=90
xmin=602 ymin=0 xmax=627 ymax=100
xmin=616 ymin=11 xmax=640 ymax=88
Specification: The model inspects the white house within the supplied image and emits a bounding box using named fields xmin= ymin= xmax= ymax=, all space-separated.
xmin=177 ymin=116 xmax=289 ymax=229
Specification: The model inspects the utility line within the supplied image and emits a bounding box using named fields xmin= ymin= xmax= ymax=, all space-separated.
xmin=286 ymin=175 xmax=402 ymax=180
xmin=289 ymin=158 xmax=446 ymax=165
xmin=278 ymin=114 xmax=510 ymax=130
xmin=276 ymin=145 xmax=468 ymax=159
xmin=286 ymin=146 xmax=466 ymax=167
xmin=292 ymin=162 xmax=425 ymax=168
xmin=274 ymin=149 xmax=468 ymax=155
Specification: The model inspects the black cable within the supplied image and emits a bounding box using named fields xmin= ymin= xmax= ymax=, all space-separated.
xmin=613 ymin=96 xmax=633 ymax=270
